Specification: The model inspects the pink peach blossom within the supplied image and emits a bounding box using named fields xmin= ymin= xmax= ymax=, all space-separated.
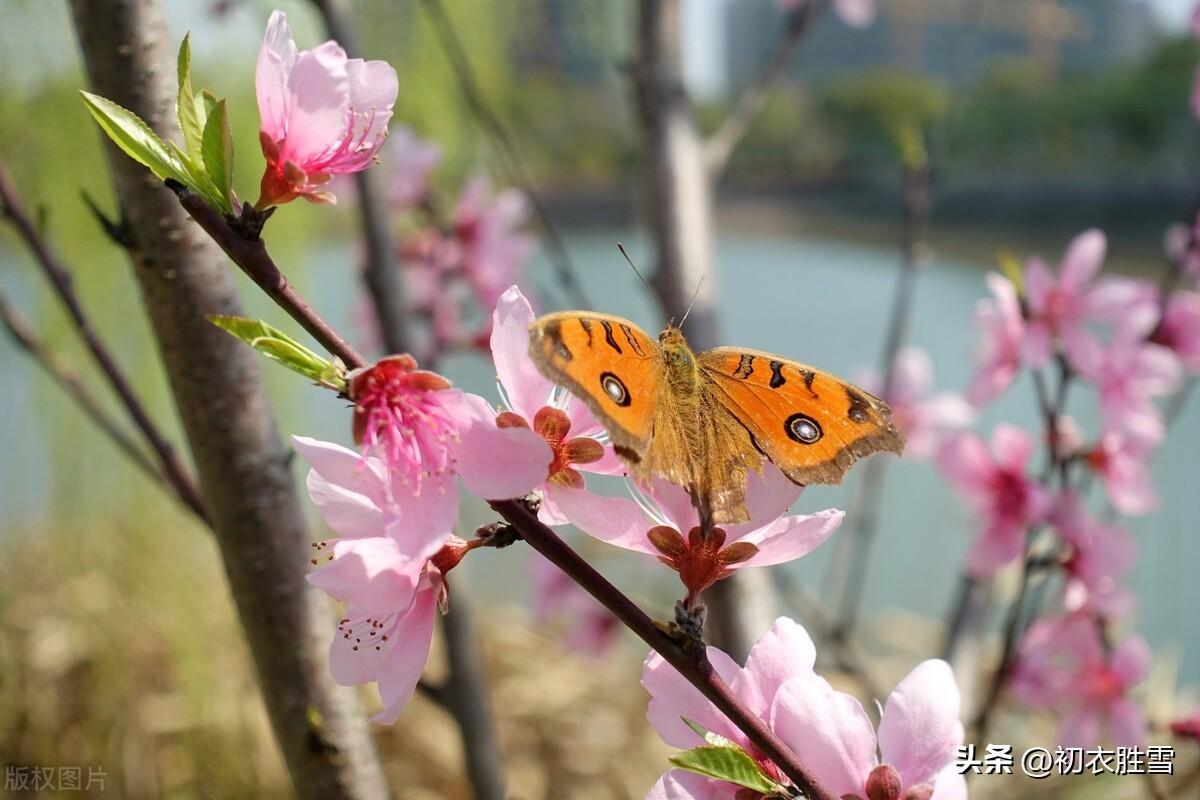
xmin=1051 ymin=493 xmax=1136 ymax=618
xmin=1151 ymin=290 xmax=1200 ymax=374
xmin=386 ymin=126 xmax=441 ymax=209
xmin=554 ymin=466 xmax=842 ymax=597
xmin=1021 ymin=229 xmax=1110 ymax=370
xmin=967 ymin=273 xmax=1025 ymax=406
xmin=860 ymin=346 xmax=974 ymax=459
xmin=1083 ymin=429 xmax=1159 ymax=516
xmin=936 ymin=425 xmax=1051 ymax=576
xmin=1071 ymin=337 xmax=1182 ymax=447
xmin=255 ymin=9 xmax=398 ymax=206
xmin=1010 ymin=613 xmax=1149 ymax=747
xmin=489 ymin=285 xmax=624 ymax=524
xmin=454 ymin=177 xmax=537 ymax=323
xmin=770 ymin=660 xmax=966 ymax=800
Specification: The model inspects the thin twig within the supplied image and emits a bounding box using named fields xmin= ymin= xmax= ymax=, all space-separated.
xmin=171 ymin=185 xmax=367 ymax=369
xmin=704 ymin=0 xmax=825 ymax=175
xmin=0 ymin=290 xmax=161 ymax=481
xmin=0 ymin=165 xmax=207 ymax=521
xmin=489 ymin=498 xmax=837 ymax=800
xmin=417 ymin=0 xmax=589 ymax=310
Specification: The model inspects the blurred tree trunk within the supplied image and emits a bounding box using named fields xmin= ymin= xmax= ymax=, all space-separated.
xmin=68 ymin=2 xmax=390 ymax=798
xmin=631 ymin=0 xmax=773 ymax=660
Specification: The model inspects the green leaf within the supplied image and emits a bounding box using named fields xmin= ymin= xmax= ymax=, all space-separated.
xmin=80 ymin=91 xmax=189 ymax=184
xmin=176 ymin=33 xmax=204 ymax=161
xmin=207 ymin=315 xmax=346 ymax=391
xmin=195 ymin=90 xmax=219 ymax=133
xmin=682 ymin=718 xmax=737 ymax=749
xmin=669 ymin=745 xmax=786 ymax=796
xmin=201 ymin=99 xmax=234 ymax=213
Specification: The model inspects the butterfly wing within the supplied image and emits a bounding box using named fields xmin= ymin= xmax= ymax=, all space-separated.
xmin=698 ymin=347 xmax=904 ymax=486
xmin=528 ymin=312 xmax=664 ymax=458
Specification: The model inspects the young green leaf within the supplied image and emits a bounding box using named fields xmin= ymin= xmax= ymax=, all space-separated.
xmin=201 ymin=99 xmax=234 ymax=213
xmin=681 ymin=717 xmax=737 ymax=749
xmin=195 ymin=90 xmax=219 ymax=133
xmin=80 ymin=91 xmax=189 ymax=184
xmin=668 ymin=745 xmax=786 ymax=796
xmin=176 ymin=33 xmax=205 ymax=161
xmin=207 ymin=315 xmax=346 ymax=391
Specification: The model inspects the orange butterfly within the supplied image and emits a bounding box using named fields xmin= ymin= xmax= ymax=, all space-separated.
xmin=528 ymin=313 xmax=904 ymax=526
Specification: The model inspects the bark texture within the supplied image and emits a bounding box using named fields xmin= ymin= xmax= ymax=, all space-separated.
xmin=69 ymin=2 xmax=389 ymax=797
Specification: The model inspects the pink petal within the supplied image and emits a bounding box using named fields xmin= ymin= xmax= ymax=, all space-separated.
xmin=964 ymin=520 xmax=1025 ymax=577
xmin=990 ymin=424 xmax=1032 ymax=472
xmin=454 ymin=393 xmax=553 ymax=499
xmin=1020 ymin=323 xmax=1054 ymax=368
xmin=771 ymin=675 xmax=877 ymax=798
xmin=490 ymin=285 xmax=555 ymax=420
xmin=1058 ymin=707 xmax=1102 ymax=749
xmin=643 ymin=649 xmax=741 ymax=749
xmin=551 ymin=486 xmax=658 ymax=555
xmin=834 ymin=0 xmax=876 ymax=27
xmin=372 ymin=578 xmax=440 ymax=724
xmin=294 ymin=436 xmax=389 ymax=538
xmin=1109 ymin=699 xmax=1149 ymax=748
xmin=345 ymin=57 xmax=397 ymax=130
xmin=1023 ymin=258 xmax=1055 ymax=313
xmin=280 ymin=42 xmax=352 ymax=165
xmin=737 ymin=464 xmax=805 ymax=527
xmin=935 ymin=433 xmax=994 ymax=497
xmin=646 ymin=478 xmax=702 ymax=533
xmin=730 ymin=617 xmax=817 ymax=718
xmin=388 ymin=471 xmax=457 ymax=559
xmin=930 ymin=766 xmax=968 ymax=800
xmin=891 ymin=346 xmax=934 ymax=405
xmin=1131 ymin=343 xmax=1183 ymax=396
xmin=646 ymin=769 xmax=735 ymax=800
xmin=255 ymin=10 xmax=296 ymax=139
xmin=1059 ymin=229 xmax=1106 ymax=291
xmin=877 ymin=660 xmax=964 ymax=788
xmin=736 ymin=509 xmax=843 ymax=568
xmin=307 ymin=536 xmax=421 ymax=613
xmin=1110 ymin=637 xmax=1151 ymax=687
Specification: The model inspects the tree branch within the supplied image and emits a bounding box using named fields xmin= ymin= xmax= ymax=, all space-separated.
xmin=0 ymin=289 xmax=162 ymax=482
xmin=418 ymin=0 xmax=590 ymax=310
xmin=489 ymin=498 xmax=838 ymax=800
xmin=704 ymin=0 xmax=824 ymax=176
xmin=0 ymin=165 xmax=208 ymax=521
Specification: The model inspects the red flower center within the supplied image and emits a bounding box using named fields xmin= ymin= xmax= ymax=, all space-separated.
xmin=647 ymin=524 xmax=759 ymax=600
xmin=496 ymin=406 xmax=604 ymax=489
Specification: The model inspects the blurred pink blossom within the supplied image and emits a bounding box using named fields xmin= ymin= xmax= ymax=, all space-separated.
xmin=554 ymin=467 xmax=842 ymax=597
xmin=1150 ymin=290 xmax=1200 ymax=374
xmin=936 ymin=425 xmax=1052 ymax=576
xmin=860 ymin=346 xmax=974 ymax=459
xmin=770 ymin=659 xmax=966 ymax=800
xmin=1083 ymin=430 xmax=1159 ymax=516
xmin=1011 ymin=613 xmax=1149 ymax=747
xmin=776 ymin=0 xmax=875 ymax=28
xmin=346 ymin=355 xmax=552 ymax=540
xmin=1021 ymin=229 xmax=1108 ymax=370
xmin=489 ymin=286 xmax=624 ymax=524
xmin=255 ymin=10 xmax=398 ymax=206
xmin=454 ymin=176 xmax=537 ymax=327
xmin=386 ymin=126 xmax=442 ymax=209
xmin=1072 ymin=337 xmax=1182 ymax=447
xmin=967 ymin=273 xmax=1025 ymax=406
xmin=1051 ymin=493 xmax=1136 ymax=618
xmin=530 ymin=553 xmax=618 ymax=656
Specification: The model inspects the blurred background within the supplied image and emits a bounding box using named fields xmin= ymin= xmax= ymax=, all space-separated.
xmin=1 ymin=0 xmax=1198 ymax=797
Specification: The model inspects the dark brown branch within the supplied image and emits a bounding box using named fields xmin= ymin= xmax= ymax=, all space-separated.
xmin=0 ymin=290 xmax=161 ymax=481
xmin=418 ymin=0 xmax=590 ymax=310
xmin=171 ymin=186 xmax=368 ymax=369
xmin=308 ymin=0 xmax=409 ymax=355
xmin=488 ymin=498 xmax=837 ymax=800
xmin=0 ymin=165 xmax=208 ymax=521
xmin=705 ymin=0 xmax=825 ymax=176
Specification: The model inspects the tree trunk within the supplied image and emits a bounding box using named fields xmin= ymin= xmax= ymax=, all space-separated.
xmin=68 ymin=2 xmax=390 ymax=797
xmin=632 ymin=0 xmax=772 ymax=660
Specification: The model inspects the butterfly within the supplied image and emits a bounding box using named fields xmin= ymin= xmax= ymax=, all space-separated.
xmin=528 ymin=313 xmax=904 ymax=526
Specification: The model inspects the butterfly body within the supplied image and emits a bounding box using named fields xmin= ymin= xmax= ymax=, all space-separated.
xmin=528 ymin=312 xmax=903 ymax=525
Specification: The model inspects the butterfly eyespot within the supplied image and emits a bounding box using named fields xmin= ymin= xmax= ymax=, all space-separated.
xmin=600 ymin=372 xmax=631 ymax=407
xmin=785 ymin=413 xmax=823 ymax=445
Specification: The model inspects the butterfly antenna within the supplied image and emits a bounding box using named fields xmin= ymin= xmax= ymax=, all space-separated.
xmin=678 ymin=276 xmax=705 ymax=330
xmin=617 ymin=242 xmax=673 ymax=325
